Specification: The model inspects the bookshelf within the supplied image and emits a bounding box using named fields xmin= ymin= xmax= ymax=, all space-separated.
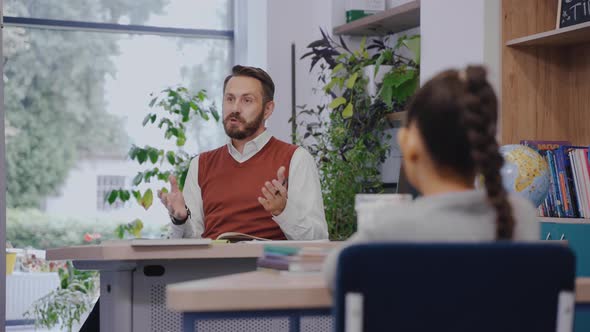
xmin=539 ymin=217 xmax=589 ymax=224
xmin=502 ymin=0 xmax=590 ymax=224
xmin=506 ymin=21 xmax=590 ymax=47
xmin=333 ymin=0 xmax=420 ymax=36
xmin=502 ymin=0 xmax=590 ymax=146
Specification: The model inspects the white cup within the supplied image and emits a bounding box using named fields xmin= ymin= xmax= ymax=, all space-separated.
xmin=354 ymin=194 xmax=413 ymax=231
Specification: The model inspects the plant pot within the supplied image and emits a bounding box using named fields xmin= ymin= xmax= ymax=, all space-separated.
xmin=363 ymin=64 xmax=394 ymax=99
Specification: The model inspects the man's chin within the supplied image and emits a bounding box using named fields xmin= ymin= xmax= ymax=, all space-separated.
xmin=225 ymin=129 xmax=248 ymax=140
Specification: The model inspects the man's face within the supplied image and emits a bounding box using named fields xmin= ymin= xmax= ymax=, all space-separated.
xmin=222 ymin=76 xmax=272 ymax=140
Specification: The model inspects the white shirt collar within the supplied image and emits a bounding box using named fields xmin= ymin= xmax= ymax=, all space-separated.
xmin=226 ymin=130 xmax=272 ymax=162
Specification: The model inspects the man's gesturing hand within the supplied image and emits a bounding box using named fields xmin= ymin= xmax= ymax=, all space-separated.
xmin=158 ymin=175 xmax=188 ymax=220
xmin=258 ymin=166 xmax=287 ymax=216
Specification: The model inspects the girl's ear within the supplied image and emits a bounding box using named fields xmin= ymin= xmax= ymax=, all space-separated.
xmin=397 ymin=127 xmax=408 ymax=155
xmin=399 ymin=125 xmax=422 ymax=163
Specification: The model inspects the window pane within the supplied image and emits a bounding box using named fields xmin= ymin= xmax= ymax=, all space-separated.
xmin=4 ymin=27 xmax=230 ymax=250
xmin=5 ymin=0 xmax=234 ymax=30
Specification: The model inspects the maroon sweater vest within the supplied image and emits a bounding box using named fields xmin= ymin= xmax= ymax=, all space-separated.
xmin=198 ymin=137 xmax=298 ymax=240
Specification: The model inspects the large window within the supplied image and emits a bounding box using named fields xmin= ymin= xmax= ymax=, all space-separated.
xmin=4 ymin=2 xmax=235 ymax=329
xmin=4 ymin=0 xmax=233 ymax=252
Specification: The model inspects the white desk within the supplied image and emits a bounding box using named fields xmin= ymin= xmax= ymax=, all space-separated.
xmin=47 ymin=241 xmax=338 ymax=332
xmin=167 ymin=271 xmax=590 ymax=332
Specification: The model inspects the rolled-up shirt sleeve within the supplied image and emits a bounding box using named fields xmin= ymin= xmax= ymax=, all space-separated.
xmin=168 ymin=157 xmax=205 ymax=238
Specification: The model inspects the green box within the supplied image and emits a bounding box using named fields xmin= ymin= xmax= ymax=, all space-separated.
xmin=346 ymin=10 xmax=373 ymax=23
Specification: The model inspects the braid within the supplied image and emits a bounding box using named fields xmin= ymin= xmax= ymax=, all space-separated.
xmin=461 ymin=66 xmax=514 ymax=239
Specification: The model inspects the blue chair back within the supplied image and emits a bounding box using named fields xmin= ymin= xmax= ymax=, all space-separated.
xmin=334 ymin=243 xmax=575 ymax=332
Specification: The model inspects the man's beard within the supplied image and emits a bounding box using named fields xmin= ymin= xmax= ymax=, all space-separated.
xmin=223 ymin=109 xmax=265 ymax=140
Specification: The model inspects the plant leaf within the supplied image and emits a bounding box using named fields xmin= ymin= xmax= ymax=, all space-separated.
xmin=166 ymin=151 xmax=176 ymax=165
xmin=137 ymin=149 xmax=148 ymax=164
xmin=382 ymin=69 xmax=415 ymax=88
xmin=402 ymin=35 xmax=421 ymax=64
xmin=329 ymin=97 xmax=347 ymax=109
xmin=142 ymin=114 xmax=152 ymax=127
xmin=141 ymin=189 xmax=153 ymax=210
xmin=211 ymin=107 xmax=220 ymax=122
xmin=346 ymin=72 xmax=359 ymax=89
xmin=107 ymin=190 xmax=118 ymax=204
xmin=342 ymin=103 xmax=353 ymax=118
xmin=333 ymin=63 xmax=345 ymax=74
xmin=130 ymin=219 xmax=143 ymax=238
xmin=132 ymin=172 xmax=143 ymax=186
xmin=149 ymin=97 xmax=158 ymax=107
xmin=115 ymin=225 xmax=125 ymax=239
xmin=148 ymin=148 xmax=159 ymax=164
xmin=119 ymin=190 xmax=130 ymax=202
xmin=381 ymin=85 xmax=393 ymax=107
xmin=132 ymin=190 xmax=142 ymax=201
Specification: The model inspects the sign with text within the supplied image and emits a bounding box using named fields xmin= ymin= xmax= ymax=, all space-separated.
xmin=558 ymin=0 xmax=590 ymax=28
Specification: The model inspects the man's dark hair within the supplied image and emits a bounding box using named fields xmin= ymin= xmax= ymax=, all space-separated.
xmin=223 ymin=65 xmax=275 ymax=103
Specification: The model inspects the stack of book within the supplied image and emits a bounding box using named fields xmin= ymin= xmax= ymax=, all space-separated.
xmin=521 ymin=140 xmax=590 ymax=218
xmin=256 ymin=245 xmax=329 ymax=273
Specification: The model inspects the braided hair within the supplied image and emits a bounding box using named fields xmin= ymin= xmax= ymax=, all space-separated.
xmin=406 ymin=66 xmax=514 ymax=239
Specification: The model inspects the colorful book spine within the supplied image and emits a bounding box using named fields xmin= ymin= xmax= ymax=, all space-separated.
xmin=263 ymin=245 xmax=300 ymax=256
xmin=547 ymin=150 xmax=564 ymax=217
xmin=556 ymin=147 xmax=574 ymax=217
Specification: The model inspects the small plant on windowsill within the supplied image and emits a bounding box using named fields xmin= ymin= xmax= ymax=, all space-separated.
xmin=25 ymin=261 xmax=98 ymax=332
xmin=105 ymin=87 xmax=220 ymax=235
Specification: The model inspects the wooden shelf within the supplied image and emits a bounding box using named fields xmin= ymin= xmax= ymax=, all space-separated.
xmin=507 ymin=21 xmax=590 ymax=47
xmin=333 ymin=0 xmax=420 ymax=36
xmin=386 ymin=111 xmax=407 ymax=127
xmin=539 ymin=217 xmax=590 ymax=224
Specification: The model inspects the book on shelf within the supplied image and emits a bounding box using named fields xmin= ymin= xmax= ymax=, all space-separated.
xmin=520 ymin=140 xmax=590 ymax=220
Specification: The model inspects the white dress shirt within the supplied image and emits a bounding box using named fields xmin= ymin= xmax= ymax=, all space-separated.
xmin=168 ymin=130 xmax=329 ymax=240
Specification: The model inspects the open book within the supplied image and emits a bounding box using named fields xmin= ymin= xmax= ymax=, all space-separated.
xmin=215 ymin=232 xmax=271 ymax=242
xmin=103 ymin=238 xmax=212 ymax=247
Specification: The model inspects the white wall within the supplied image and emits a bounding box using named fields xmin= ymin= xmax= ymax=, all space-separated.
xmin=237 ymin=0 xmax=268 ymax=69
xmin=264 ymin=0 xmax=333 ymax=143
xmin=420 ymin=0 xmax=501 ymax=93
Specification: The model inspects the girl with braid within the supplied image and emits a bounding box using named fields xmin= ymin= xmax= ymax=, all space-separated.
xmin=324 ymin=66 xmax=539 ymax=288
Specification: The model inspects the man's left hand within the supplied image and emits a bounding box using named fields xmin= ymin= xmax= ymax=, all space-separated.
xmin=258 ymin=166 xmax=287 ymax=216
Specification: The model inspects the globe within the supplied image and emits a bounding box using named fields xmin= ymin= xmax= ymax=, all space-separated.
xmin=499 ymin=144 xmax=550 ymax=207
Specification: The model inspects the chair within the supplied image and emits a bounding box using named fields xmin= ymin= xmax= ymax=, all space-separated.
xmin=333 ymin=243 xmax=575 ymax=332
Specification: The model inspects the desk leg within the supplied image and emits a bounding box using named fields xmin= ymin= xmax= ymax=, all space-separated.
xmin=100 ymin=270 xmax=133 ymax=332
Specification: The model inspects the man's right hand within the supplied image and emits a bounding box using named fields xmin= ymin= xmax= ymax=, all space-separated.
xmin=158 ymin=175 xmax=188 ymax=220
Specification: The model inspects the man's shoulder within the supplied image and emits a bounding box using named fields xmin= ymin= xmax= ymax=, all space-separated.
xmin=269 ymin=137 xmax=302 ymax=153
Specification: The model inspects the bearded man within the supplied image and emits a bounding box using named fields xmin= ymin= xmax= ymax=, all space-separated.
xmin=159 ymin=65 xmax=328 ymax=240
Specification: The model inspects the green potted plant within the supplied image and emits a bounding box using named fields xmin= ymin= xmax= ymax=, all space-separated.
xmin=26 ymin=261 xmax=98 ymax=332
xmin=106 ymin=87 xmax=220 ymax=232
xmin=296 ymin=29 xmax=420 ymax=239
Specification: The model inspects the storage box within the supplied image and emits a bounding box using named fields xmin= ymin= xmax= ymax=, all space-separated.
xmin=346 ymin=0 xmax=385 ymax=22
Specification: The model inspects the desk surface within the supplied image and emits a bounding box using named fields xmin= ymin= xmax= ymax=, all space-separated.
xmin=167 ymin=271 xmax=331 ymax=312
xmin=46 ymin=241 xmax=339 ymax=261
xmin=167 ymin=271 xmax=590 ymax=312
